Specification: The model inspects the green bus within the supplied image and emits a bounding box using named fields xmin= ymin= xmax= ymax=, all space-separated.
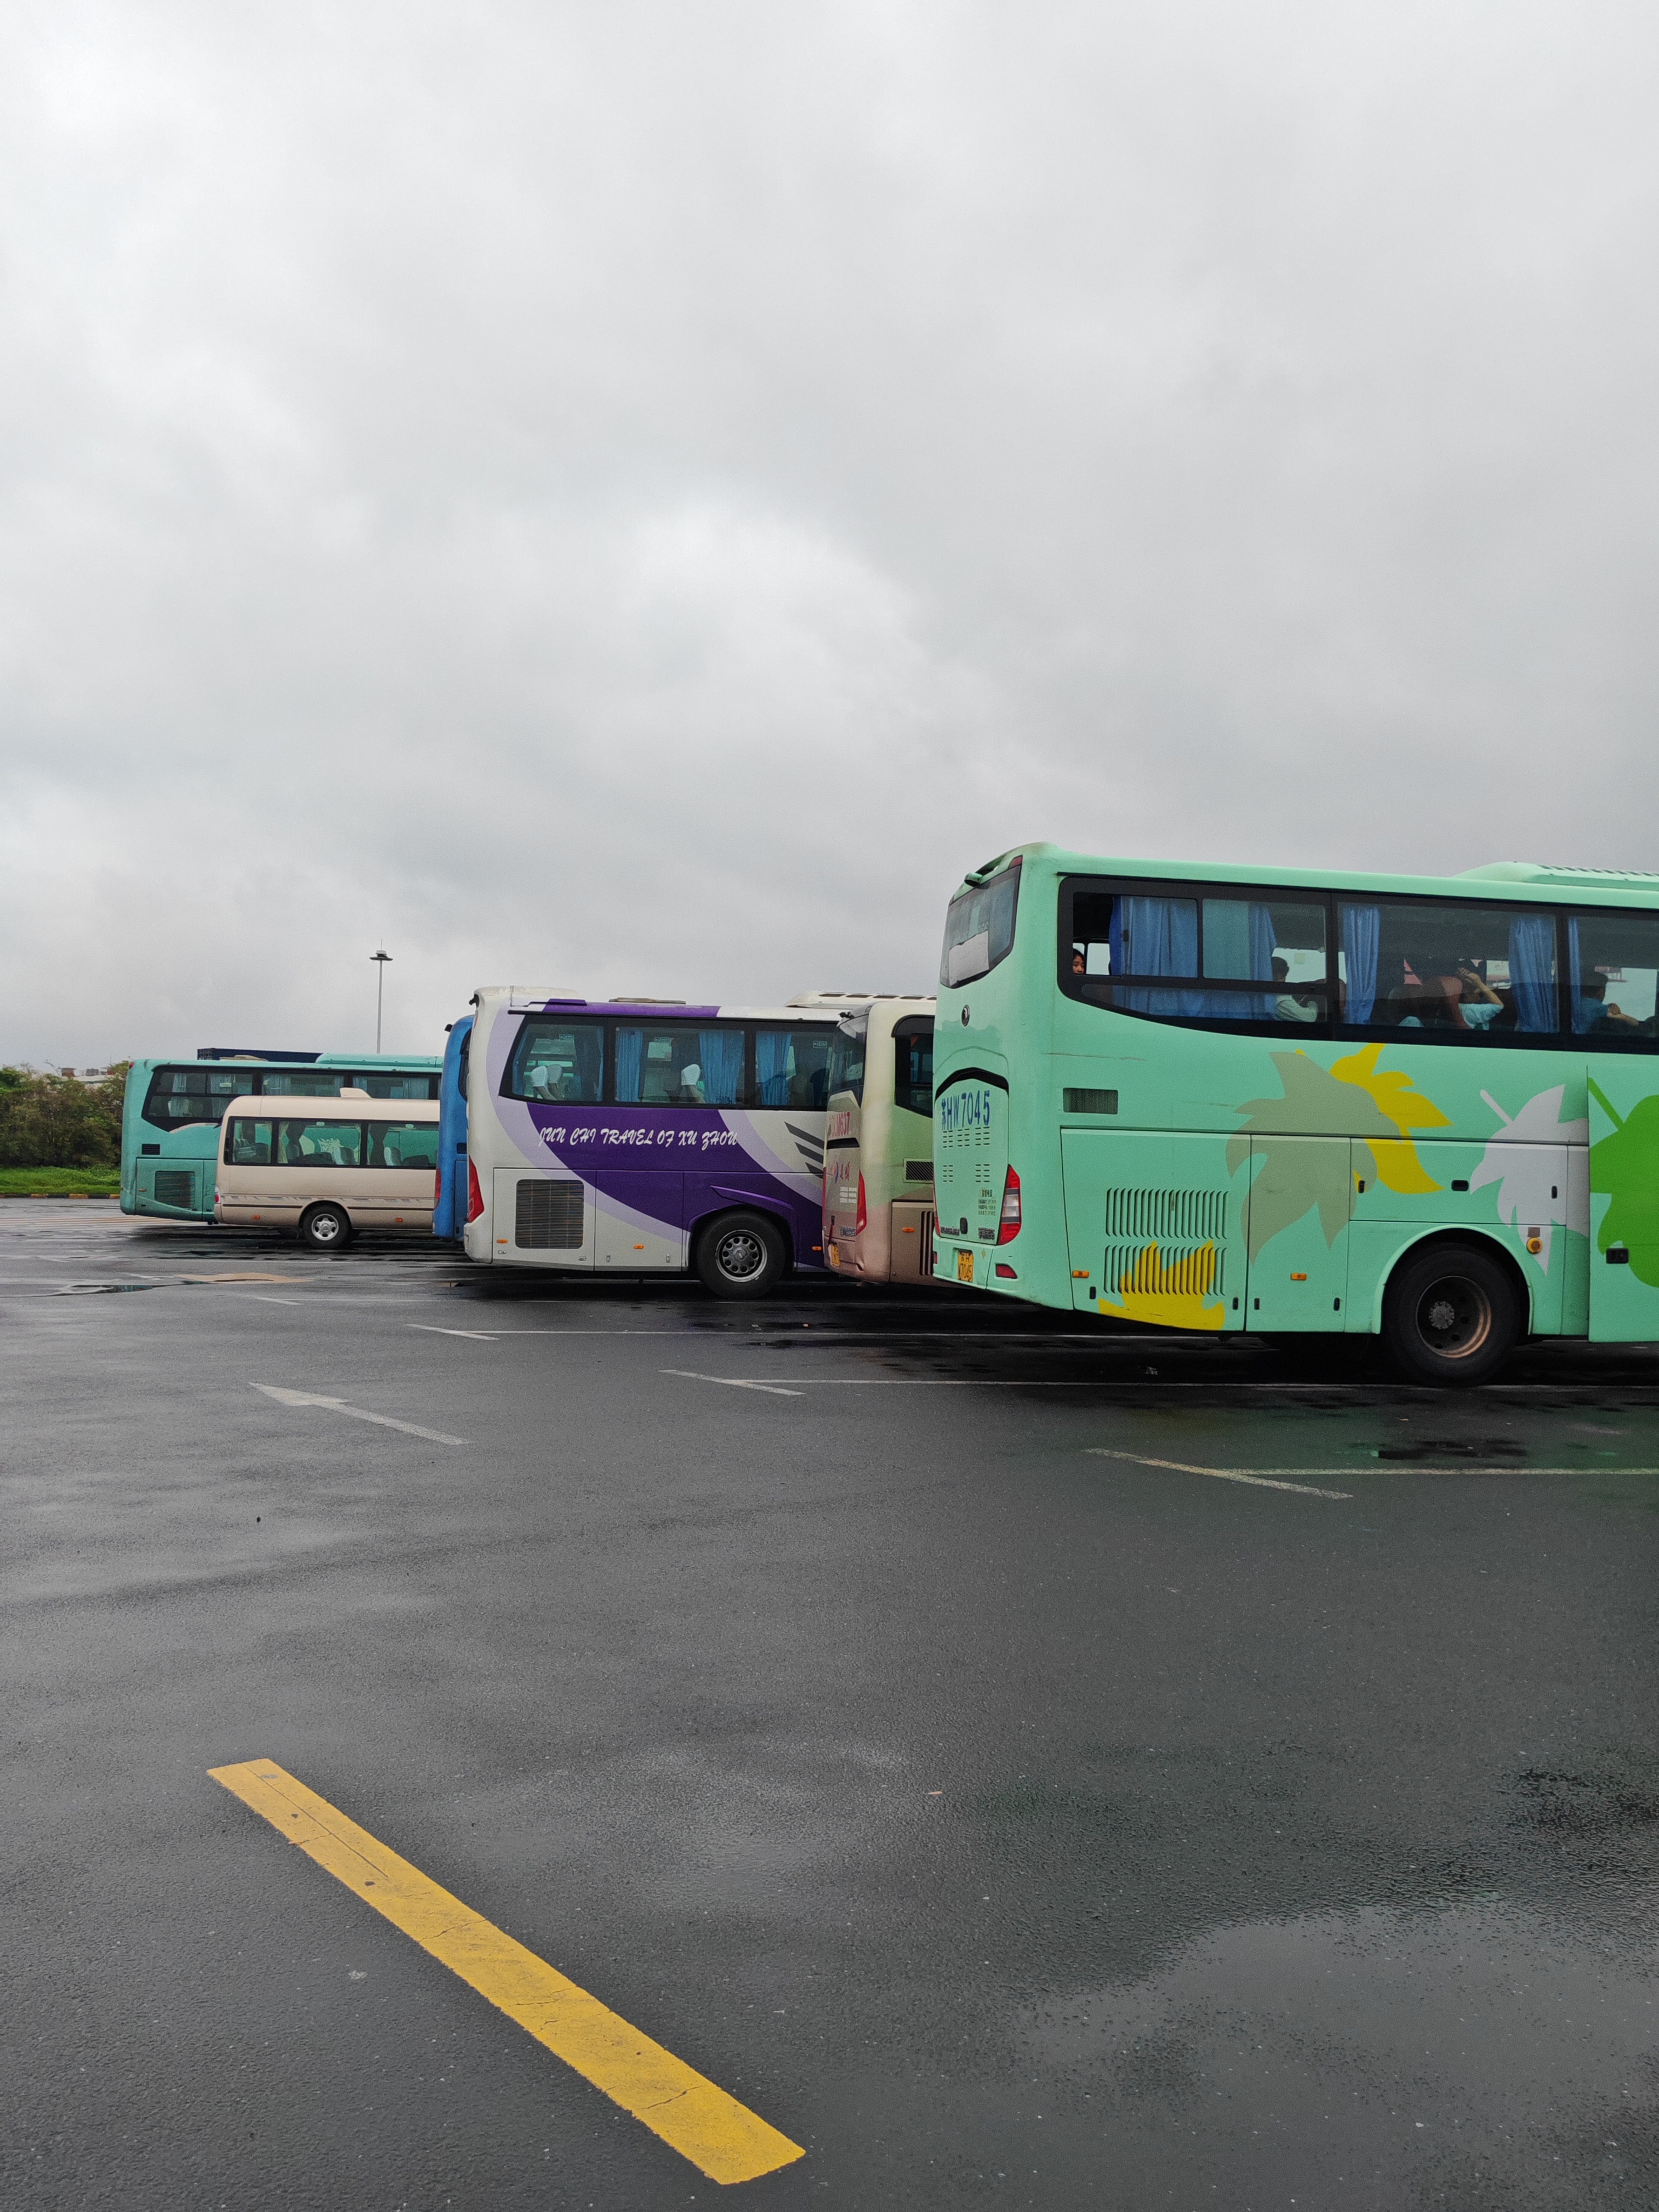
xmin=930 ymin=845 xmax=1659 ymax=1382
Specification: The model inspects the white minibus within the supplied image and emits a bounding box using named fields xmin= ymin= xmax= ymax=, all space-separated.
xmin=215 ymin=1092 xmax=441 ymax=1248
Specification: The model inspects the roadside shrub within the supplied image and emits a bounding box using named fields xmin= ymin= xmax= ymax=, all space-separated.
xmin=0 ymin=1065 xmax=129 ymax=1168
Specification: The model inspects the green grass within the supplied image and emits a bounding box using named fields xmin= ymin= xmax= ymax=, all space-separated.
xmin=0 ymin=1166 xmax=121 ymax=1197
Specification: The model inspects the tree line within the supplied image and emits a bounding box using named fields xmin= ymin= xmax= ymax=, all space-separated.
xmin=0 ymin=1066 xmax=129 ymax=1167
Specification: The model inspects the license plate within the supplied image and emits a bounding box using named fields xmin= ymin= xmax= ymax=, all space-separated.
xmin=956 ymin=1248 xmax=975 ymax=1283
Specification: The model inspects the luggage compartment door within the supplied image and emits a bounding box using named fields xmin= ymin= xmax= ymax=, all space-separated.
xmin=1062 ymin=1129 xmax=1245 ymax=1330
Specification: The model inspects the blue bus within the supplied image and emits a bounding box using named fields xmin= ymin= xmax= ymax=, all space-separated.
xmin=433 ymin=1016 xmax=473 ymax=1240
xmin=122 ymin=1049 xmax=444 ymax=1223
xmin=458 ymin=988 xmax=849 ymax=1295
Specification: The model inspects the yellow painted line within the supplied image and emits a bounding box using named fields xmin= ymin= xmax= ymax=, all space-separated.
xmin=209 ymin=1759 xmax=804 ymax=2187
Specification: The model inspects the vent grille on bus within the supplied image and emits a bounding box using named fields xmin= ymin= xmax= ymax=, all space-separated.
xmin=153 ymin=1170 xmax=196 ymax=1208
xmin=515 ymin=1178 xmax=585 ymax=1250
xmin=1102 ymin=1188 xmax=1227 ymax=1242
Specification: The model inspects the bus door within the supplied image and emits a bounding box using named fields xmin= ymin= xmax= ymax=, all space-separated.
xmin=1241 ymin=1138 xmax=1351 ymax=1333
xmin=1060 ymin=1130 xmax=1246 ymax=1330
xmin=1588 ymin=1067 xmax=1659 ymax=1341
xmin=491 ymin=1168 xmax=596 ymax=1268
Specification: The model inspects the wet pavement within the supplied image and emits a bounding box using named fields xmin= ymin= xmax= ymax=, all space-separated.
xmin=5 ymin=1198 xmax=1659 ymax=2209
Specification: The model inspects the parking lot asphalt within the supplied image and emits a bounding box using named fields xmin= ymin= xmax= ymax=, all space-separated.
xmin=6 ymin=1200 xmax=1659 ymax=2210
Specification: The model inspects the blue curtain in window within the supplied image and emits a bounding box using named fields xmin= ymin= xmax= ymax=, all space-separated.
xmin=1111 ymin=897 xmax=1205 ymax=1014
xmin=571 ymin=1026 xmax=602 ymax=1102
xmin=1567 ymin=916 xmax=1599 ymax=1034
xmin=1340 ymin=905 xmax=1380 ymax=1024
xmin=697 ymin=1030 xmax=744 ymax=1106
xmin=754 ymin=1030 xmax=792 ymax=1108
xmin=1242 ymin=902 xmax=1277 ymax=1019
xmin=614 ymin=1028 xmax=643 ymax=1103
xmin=1508 ymin=913 xmax=1556 ymax=1034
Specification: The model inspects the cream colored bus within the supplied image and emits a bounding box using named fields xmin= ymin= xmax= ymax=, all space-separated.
xmin=215 ymin=1091 xmax=440 ymax=1249
xmin=821 ymin=997 xmax=936 ymax=1283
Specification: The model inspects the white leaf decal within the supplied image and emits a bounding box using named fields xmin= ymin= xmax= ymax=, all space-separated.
xmin=1469 ymin=1085 xmax=1588 ymax=1272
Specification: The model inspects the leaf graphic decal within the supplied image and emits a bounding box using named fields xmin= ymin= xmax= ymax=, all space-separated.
xmin=1469 ymin=1083 xmax=1588 ymax=1272
xmin=1588 ymin=1077 xmax=1659 ymax=1285
xmin=1228 ymin=1049 xmax=1448 ymax=1260
xmin=1098 ymin=1242 xmax=1225 ymax=1331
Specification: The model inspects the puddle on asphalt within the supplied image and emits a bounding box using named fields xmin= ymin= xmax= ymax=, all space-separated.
xmin=1020 ymin=1895 xmax=1659 ymax=2204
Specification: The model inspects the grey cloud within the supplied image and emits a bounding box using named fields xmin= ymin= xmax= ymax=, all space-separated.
xmin=3 ymin=2 xmax=1657 ymax=1059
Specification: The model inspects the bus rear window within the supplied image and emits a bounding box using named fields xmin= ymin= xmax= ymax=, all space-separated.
xmin=941 ymin=863 xmax=1021 ymax=987
xmin=507 ymin=1021 xmax=605 ymax=1104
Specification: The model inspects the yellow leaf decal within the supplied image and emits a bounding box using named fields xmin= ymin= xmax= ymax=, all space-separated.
xmin=1098 ymin=1242 xmax=1226 ymax=1331
xmin=1330 ymin=1044 xmax=1447 ymax=1195
xmin=1331 ymin=1044 xmax=1452 ymax=1137
xmin=1365 ymin=1138 xmax=1442 ymax=1194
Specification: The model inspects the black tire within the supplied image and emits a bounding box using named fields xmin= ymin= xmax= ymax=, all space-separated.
xmin=693 ymin=1209 xmax=787 ymax=1299
xmin=299 ymin=1202 xmax=353 ymax=1252
xmin=1381 ymin=1240 xmax=1521 ymax=1386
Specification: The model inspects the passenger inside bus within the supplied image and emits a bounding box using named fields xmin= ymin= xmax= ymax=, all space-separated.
xmin=1272 ymin=957 xmax=1319 ymax=1023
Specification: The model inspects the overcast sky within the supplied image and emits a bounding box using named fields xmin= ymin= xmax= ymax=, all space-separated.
xmin=3 ymin=2 xmax=1657 ymax=1064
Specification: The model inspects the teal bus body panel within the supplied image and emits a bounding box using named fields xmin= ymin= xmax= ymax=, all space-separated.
xmin=931 ymin=842 xmax=1653 ymax=1340
xmin=1588 ymin=1067 xmax=1659 ymax=1341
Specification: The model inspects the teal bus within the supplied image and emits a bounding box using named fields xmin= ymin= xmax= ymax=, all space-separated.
xmin=930 ymin=845 xmax=1659 ymax=1382
xmin=122 ymin=1050 xmax=443 ymax=1223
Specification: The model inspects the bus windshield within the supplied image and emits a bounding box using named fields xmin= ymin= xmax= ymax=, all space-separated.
xmin=941 ymin=861 xmax=1020 ymax=987
xmin=827 ymin=1016 xmax=867 ymax=1103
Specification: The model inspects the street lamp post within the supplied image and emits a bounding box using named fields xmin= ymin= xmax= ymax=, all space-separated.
xmin=371 ymin=948 xmax=392 ymax=1054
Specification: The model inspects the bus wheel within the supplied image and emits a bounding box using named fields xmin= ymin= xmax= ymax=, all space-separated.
xmin=694 ymin=1210 xmax=786 ymax=1299
xmin=299 ymin=1202 xmax=353 ymax=1251
xmin=1381 ymin=1240 xmax=1520 ymax=1386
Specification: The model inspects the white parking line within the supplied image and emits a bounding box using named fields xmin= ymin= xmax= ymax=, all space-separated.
xmin=1086 ymin=1449 xmax=1352 ymax=1498
xmin=660 ymin=1370 xmax=805 ymax=1398
xmin=251 ymin=1383 xmax=467 ymax=1445
xmin=661 ymin=1373 xmax=1197 ymax=1389
xmin=410 ymin=1324 xmax=500 ymax=1340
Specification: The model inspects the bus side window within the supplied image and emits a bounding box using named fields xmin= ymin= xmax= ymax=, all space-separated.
xmin=756 ymin=1030 xmax=833 ymax=1110
xmin=505 ymin=1020 xmax=605 ymax=1103
xmin=228 ymin=1117 xmax=273 ymax=1165
xmin=1568 ymin=912 xmax=1659 ymax=1038
xmin=1337 ymin=901 xmax=1557 ymax=1034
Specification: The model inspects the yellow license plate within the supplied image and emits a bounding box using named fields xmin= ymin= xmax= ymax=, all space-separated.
xmin=956 ymin=1248 xmax=975 ymax=1283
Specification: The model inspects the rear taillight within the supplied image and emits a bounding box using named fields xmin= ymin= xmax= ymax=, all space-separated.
xmin=996 ymin=1165 xmax=1022 ymax=1244
xmin=856 ymin=1174 xmax=867 ymax=1236
xmin=466 ymin=1159 xmax=484 ymax=1223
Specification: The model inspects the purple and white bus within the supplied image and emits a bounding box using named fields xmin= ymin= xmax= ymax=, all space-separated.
xmin=462 ymin=987 xmax=853 ymax=1297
